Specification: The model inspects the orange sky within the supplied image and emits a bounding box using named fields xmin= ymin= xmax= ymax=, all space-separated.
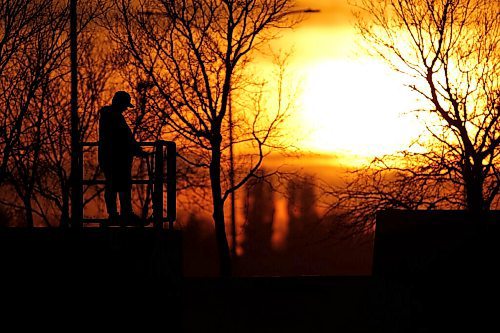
xmin=262 ymin=0 xmax=426 ymax=165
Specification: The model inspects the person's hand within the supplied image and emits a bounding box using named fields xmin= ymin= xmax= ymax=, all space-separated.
xmin=138 ymin=149 xmax=153 ymax=158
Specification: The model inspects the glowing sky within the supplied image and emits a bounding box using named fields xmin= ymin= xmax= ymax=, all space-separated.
xmin=268 ymin=0 xmax=425 ymax=162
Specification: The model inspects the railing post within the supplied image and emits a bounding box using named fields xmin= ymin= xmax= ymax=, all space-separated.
xmin=166 ymin=142 xmax=177 ymax=229
xmin=70 ymin=0 xmax=82 ymax=228
xmin=153 ymin=141 xmax=165 ymax=230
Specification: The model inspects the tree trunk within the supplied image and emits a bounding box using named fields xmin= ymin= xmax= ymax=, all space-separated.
xmin=464 ymin=162 xmax=487 ymax=214
xmin=24 ymin=196 xmax=34 ymax=228
xmin=465 ymin=178 xmax=486 ymax=213
xmin=210 ymin=139 xmax=232 ymax=277
xmin=60 ymin=187 xmax=70 ymax=228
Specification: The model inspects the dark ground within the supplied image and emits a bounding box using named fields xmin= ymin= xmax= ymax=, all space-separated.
xmin=3 ymin=274 xmax=497 ymax=332
xmin=180 ymin=274 xmax=499 ymax=333
xmin=2 ymin=211 xmax=500 ymax=332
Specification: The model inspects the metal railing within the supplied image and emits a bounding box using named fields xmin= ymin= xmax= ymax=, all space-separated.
xmin=79 ymin=140 xmax=177 ymax=229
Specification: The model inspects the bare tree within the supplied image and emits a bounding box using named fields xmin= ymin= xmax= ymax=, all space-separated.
xmin=0 ymin=0 xmax=55 ymax=185
xmin=0 ymin=1 xmax=111 ymax=226
xmin=337 ymin=0 xmax=500 ymax=227
xmin=0 ymin=1 xmax=72 ymax=226
xmin=107 ymin=0 xmax=300 ymax=275
xmin=328 ymin=154 xmax=465 ymax=234
xmin=36 ymin=26 xmax=114 ymax=227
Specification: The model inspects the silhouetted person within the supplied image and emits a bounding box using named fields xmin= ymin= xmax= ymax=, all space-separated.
xmin=98 ymin=91 xmax=148 ymax=224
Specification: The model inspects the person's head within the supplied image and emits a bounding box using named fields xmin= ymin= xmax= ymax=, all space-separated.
xmin=111 ymin=91 xmax=134 ymax=112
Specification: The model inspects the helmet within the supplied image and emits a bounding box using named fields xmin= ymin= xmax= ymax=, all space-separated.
xmin=112 ymin=91 xmax=134 ymax=108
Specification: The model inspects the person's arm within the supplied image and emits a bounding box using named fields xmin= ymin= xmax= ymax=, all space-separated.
xmin=98 ymin=110 xmax=112 ymax=147
xmin=125 ymin=123 xmax=149 ymax=157
xmin=132 ymin=136 xmax=147 ymax=157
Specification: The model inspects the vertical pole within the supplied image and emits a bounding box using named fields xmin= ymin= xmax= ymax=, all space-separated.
xmin=70 ymin=0 xmax=82 ymax=228
xmin=229 ymin=89 xmax=236 ymax=256
xmin=166 ymin=142 xmax=177 ymax=229
xmin=153 ymin=141 xmax=164 ymax=230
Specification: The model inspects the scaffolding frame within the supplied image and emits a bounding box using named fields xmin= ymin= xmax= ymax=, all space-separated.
xmin=77 ymin=140 xmax=177 ymax=229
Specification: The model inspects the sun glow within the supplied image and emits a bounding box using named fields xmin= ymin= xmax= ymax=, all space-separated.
xmin=296 ymin=59 xmax=424 ymax=163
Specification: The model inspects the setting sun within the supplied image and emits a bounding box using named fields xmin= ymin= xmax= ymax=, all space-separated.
xmin=263 ymin=0 xmax=429 ymax=163
xmin=297 ymin=59 xmax=423 ymax=160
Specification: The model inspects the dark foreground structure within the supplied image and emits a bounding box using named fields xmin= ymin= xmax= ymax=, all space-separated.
xmin=372 ymin=210 xmax=500 ymax=332
xmin=0 ymin=228 xmax=182 ymax=283
xmin=1 ymin=210 xmax=499 ymax=332
xmin=0 ymin=228 xmax=183 ymax=330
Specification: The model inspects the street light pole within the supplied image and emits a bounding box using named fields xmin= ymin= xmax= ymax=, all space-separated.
xmin=70 ymin=0 xmax=82 ymax=228
xmin=229 ymin=87 xmax=237 ymax=257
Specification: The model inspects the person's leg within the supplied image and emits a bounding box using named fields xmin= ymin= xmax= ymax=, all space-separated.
xmin=119 ymin=160 xmax=135 ymax=217
xmin=119 ymin=190 xmax=133 ymax=216
xmin=104 ymin=186 xmax=118 ymax=218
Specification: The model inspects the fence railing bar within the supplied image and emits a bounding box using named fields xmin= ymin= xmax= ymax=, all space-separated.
xmin=81 ymin=218 xmax=172 ymax=223
xmin=81 ymin=142 xmax=157 ymax=147
xmin=82 ymin=179 xmax=155 ymax=185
